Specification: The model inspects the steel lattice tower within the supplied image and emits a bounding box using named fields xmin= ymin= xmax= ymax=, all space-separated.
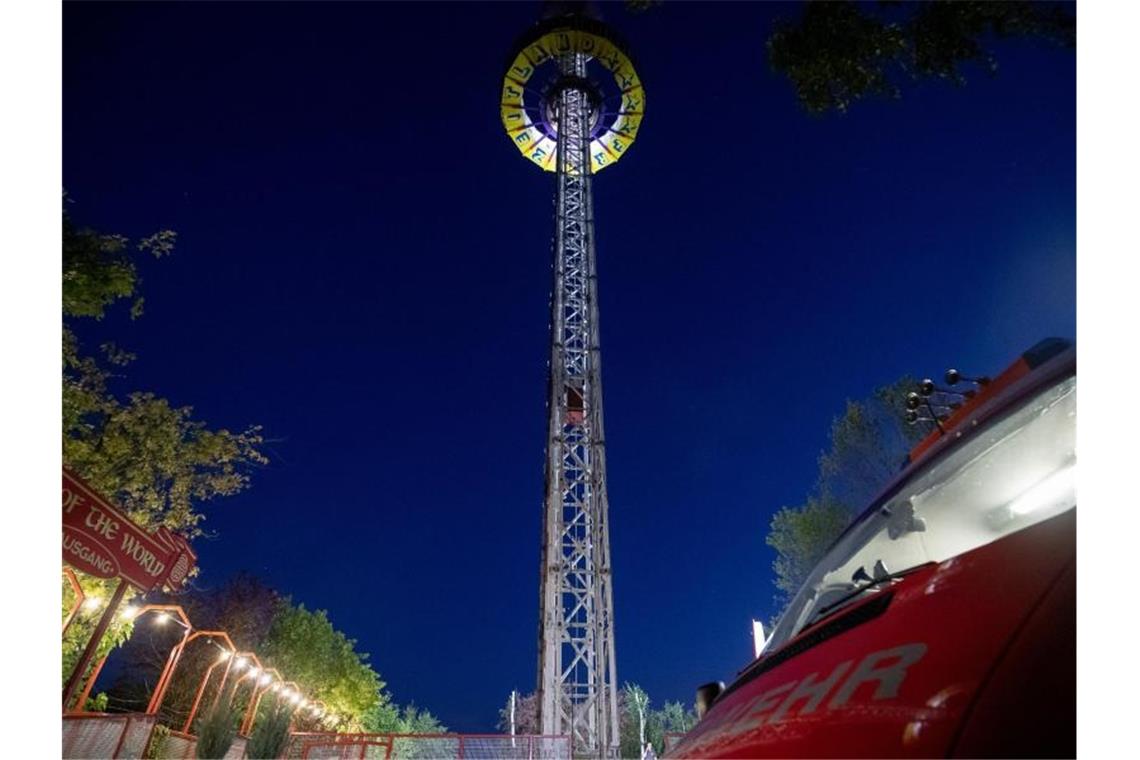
xmin=500 ymin=7 xmax=645 ymax=757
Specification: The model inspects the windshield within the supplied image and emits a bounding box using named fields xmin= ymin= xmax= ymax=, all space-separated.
xmin=765 ymin=373 xmax=1076 ymax=652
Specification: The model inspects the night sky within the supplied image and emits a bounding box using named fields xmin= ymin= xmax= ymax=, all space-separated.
xmin=63 ymin=1 xmax=1075 ymax=732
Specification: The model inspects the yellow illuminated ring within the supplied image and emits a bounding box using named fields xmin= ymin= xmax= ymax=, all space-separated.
xmin=501 ymin=26 xmax=644 ymax=174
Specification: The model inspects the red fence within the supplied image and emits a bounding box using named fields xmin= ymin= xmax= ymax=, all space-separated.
xmin=150 ymin=729 xmax=248 ymax=759
xmin=62 ymin=715 xmax=255 ymax=759
xmin=287 ymin=733 xmax=572 ymax=760
xmin=62 ymin=713 xmax=157 ymax=759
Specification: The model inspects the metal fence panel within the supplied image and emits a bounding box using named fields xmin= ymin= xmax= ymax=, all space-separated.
xmin=456 ymin=736 xmax=529 ymax=760
xmin=118 ymin=715 xmax=158 ymax=758
xmin=225 ymin=735 xmax=247 ymax=759
xmin=288 ymin=733 xmax=571 ymax=760
xmin=294 ymin=733 xmax=391 ymax=760
xmin=390 ymin=735 xmax=460 ymax=759
xmin=159 ymin=731 xmax=196 ymax=759
xmin=63 ymin=715 xmax=127 ymax=759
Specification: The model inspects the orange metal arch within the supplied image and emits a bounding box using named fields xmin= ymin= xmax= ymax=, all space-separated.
xmin=62 ymin=568 xmax=85 ymax=635
xmin=181 ymin=631 xmax=237 ymax=733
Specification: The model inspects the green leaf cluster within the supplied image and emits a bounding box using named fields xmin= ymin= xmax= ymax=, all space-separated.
xmin=62 ymin=571 xmax=140 ymax=695
xmin=617 ymin=682 xmax=697 ymax=759
xmin=194 ymin=685 xmax=241 ymax=759
xmin=62 ymin=199 xmax=267 ymax=540
xmin=766 ymin=496 xmax=853 ymax=599
xmin=245 ymin=700 xmax=293 ymax=759
xmin=101 ymin=574 xmax=409 ymax=733
xmin=62 ymin=205 xmax=171 ymax=321
xmin=260 ymin=600 xmax=386 ymax=728
xmin=767 ymin=0 xmax=1075 ymax=113
xmin=361 ymin=701 xmax=446 ymax=735
xmin=61 ymin=200 xmax=266 ymax=695
xmin=495 ymin=691 xmax=537 ymax=735
xmin=765 ymin=377 xmax=925 ymax=611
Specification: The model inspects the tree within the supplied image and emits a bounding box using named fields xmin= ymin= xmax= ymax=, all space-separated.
xmin=767 ymin=1 xmax=1075 ymax=114
xmin=766 ymin=495 xmax=853 ymax=600
xmin=614 ymin=684 xmax=697 ymax=758
xmin=623 ymin=683 xmax=650 ymax=758
xmin=104 ymin=572 xmax=434 ymax=735
xmin=361 ymin=699 xmax=447 ymax=734
xmin=246 ymin=700 xmax=294 ymax=760
xmin=258 ymin=599 xmax=385 ymax=727
xmin=193 ymin=683 xmax=241 ymax=759
xmin=62 ymin=201 xmax=267 ymax=692
xmin=396 ymin=705 xmax=446 ymax=734
xmin=63 ymin=200 xmax=267 ymax=539
xmin=765 ymin=377 xmax=925 ymax=608
xmin=365 ymin=703 xmax=448 ymax=760
xmin=496 ymin=691 xmax=538 ymax=735
xmin=658 ymin=700 xmax=697 ymax=735
xmin=361 ymin=699 xmax=404 ymax=733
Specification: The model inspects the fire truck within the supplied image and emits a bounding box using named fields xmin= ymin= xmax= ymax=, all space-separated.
xmin=667 ymin=339 xmax=1076 ymax=758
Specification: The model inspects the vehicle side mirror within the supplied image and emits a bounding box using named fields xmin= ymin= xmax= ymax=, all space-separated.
xmin=695 ymin=681 xmax=725 ymax=720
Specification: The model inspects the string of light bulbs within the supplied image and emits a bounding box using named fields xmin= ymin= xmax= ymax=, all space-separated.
xmin=74 ymin=594 xmax=340 ymax=727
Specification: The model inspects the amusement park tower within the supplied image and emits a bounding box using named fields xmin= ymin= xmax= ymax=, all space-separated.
xmin=500 ymin=4 xmax=644 ymax=756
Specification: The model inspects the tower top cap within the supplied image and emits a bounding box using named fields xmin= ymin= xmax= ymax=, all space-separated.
xmin=500 ymin=15 xmax=644 ymax=174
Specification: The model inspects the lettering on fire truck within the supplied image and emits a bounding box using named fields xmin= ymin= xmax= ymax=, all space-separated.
xmin=698 ymin=643 xmax=928 ymax=740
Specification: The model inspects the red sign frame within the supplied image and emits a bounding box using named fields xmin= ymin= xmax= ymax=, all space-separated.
xmin=62 ymin=469 xmax=196 ymax=591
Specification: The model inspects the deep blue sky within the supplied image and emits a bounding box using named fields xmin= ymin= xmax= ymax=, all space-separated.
xmin=63 ymin=1 xmax=1074 ymax=732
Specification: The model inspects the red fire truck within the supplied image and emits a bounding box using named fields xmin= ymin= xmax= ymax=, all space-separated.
xmin=667 ymin=339 xmax=1076 ymax=758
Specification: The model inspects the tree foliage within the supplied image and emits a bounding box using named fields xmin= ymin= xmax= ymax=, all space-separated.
xmin=766 ymin=377 xmax=925 ymax=607
xmin=817 ymin=376 xmax=921 ymax=510
xmin=245 ymin=699 xmax=293 ymax=760
xmin=624 ymin=0 xmax=662 ymax=12
xmin=105 ymin=574 xmax=396 ymax=730
xmin=194 ymin=684 xmax=241 ymax=759
xmin=260 ymin=600 xmax=385 ymax=727
xmin=617 ymin=683 xmax=696 ymax=758
xmin=361 ymin=700 xmax=447 ymax=734
xmin=61 ymin=201 xmax=267 ymax=692
xmin=496 ymin=691 xmax=538 ymax=735
xmin=766 ymin=496 xmax=853 ymax=599
xmin=767 ymin=0 xmax=1075 ymax=113
xmin=63 ymin=200 xmax=267 ymax=539
xmin=62 ymin=202 xmax=175 ymax=321
xmin=621 ymin=683 xmax=650 ymax=759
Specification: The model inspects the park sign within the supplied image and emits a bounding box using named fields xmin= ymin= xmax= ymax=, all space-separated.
xmin=62 ymin=469 xmax=196 ymax=591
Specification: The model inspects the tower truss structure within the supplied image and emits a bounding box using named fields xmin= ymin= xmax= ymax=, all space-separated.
xmin=500 ymin=11 xmax=644 ymax=757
